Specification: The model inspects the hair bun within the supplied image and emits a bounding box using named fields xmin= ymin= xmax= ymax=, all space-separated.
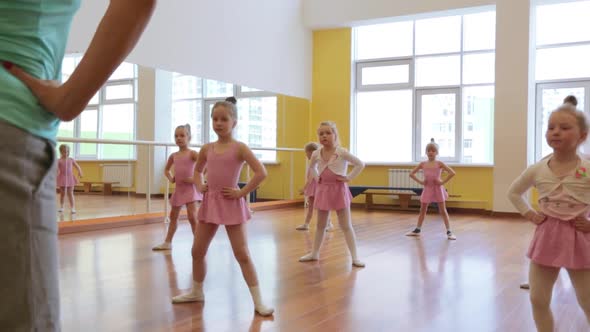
xmin=564 ymin=95 xmax=578 ymax=107
xmin=430 ymin=138 xmax=435 ymax=143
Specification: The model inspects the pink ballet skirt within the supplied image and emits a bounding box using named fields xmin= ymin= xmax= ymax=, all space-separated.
xmin=303 ymin=178 xmax=318 ymax=197
xmin=56 ymin=158 xmax=77 ymax=187
xmin=314 ymin=168 xmax=352 ymax=211
xmin=420 ymin=167 xmax=448 ymax=203
xmin=169 ymin=153 xmax=203 ymax=207
xmin=527 ymin=216 xmax=590 ymax=269
xmin=197 ymin=142 xmax=251 ymax=225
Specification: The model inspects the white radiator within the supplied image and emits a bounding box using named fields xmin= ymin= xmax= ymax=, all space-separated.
xmin=388 ymin=168 xmax=423 ymax=189
xmin=101 ymin=164 xmax=134 ymax=187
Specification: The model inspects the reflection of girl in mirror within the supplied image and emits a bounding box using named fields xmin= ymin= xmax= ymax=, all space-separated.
xmin=56 ymin=144 xmax=83 ymax=213
xmin=153 ymin=124 xmax=202 ymax=251
xmin=296 ymin=141 xmax=334 ymax=232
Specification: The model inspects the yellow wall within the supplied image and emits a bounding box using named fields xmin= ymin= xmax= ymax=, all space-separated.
xmin=349 ymin=165 xmax=493 ymax=210
xmin=310 ymin=28 xmax=494 ymax=210
xmin=247 ymin=95 xmax=311 ymax=200
xmin=311 ymin=28 xmax=352 ymax=144
xmin=73 ymin=161 xmax=136 ymax=192
xmin=252 ymin=28 xmax=354 ymax=201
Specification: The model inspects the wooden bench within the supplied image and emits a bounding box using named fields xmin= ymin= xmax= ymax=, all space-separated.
xmin=238 ymin=182 xmax=257 ymax=203
xmin=363 ymin=190 xmax=461 ymax=210
xmin=349 ymin=185 xmax=422 ymax=198
xmin=364 ymin=190 xmax=419 ymax=210
xmin=80 ymin=181 xmax=119 ymax=195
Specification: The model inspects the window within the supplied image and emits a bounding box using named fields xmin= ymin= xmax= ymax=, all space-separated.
xmin=534 ymin=1 xmax=590 ymax=160
xmin=536 ymin=45 xmax=590 ymax=81
xmin=236 ymin=97 xmax=277 ymax=161
xmin=535 ymin=84 xmax=588 ymax=159
xmin=171 ymin=74 xmax=204 ymax=145
xmin=463 ymin=86 xmax=494 ymax=163
xmin=171 ymin=75 xmax=278 ymax=161
xmin=240 ymin=86 xmax=262 ymax=93
xmin=463 ymin=11 xmax=496 ymax=51
xmin=57 ymin=120 xmax=75 ymax=153
xmin=57 ymin=54 xmax=137 ymax=159
xmin=355 ymin=90 xmax=413 ymax=162
xmin=205 ymin=79 xmax=234 ymax=98
xmin=463 ymin=53 xmax=495 ymax=84
xmin=415 ymin=56 xmax=461 ymax=87
xmin=354 ymin=8 xmax=496 ymax=163
xmin=536 ymin=1 xmax=590 ymax=46
xmin=79 ymin=109 xmax=98 ymax=157
xmin=416 ymin=89 xmax=458 ymax=160
xmin=415 ymin=16 xmax=461 ymax=55
xmin=357 ymin=60 xmax=413 ymax=90
xmin=355 ymin=21 xmax=414 ymax=59
xmin=102 ymin=104 xmax=135 ymax=159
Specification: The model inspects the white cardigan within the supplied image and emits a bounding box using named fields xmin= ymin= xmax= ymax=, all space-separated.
xmin=309 ymin=146 xmax=365 ymax=181
xmin=507 ymin=157 xmax=590 ymax=215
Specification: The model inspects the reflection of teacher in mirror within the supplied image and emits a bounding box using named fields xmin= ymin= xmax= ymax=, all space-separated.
xmin=0 ymin=1 xmax=156 ymax=329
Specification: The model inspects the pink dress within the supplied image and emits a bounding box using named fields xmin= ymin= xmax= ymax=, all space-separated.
xmin=56 ymin=158 xmax=77 ymax=187
xmin=527 ymin=189 xmax=590 ymax=269
xmin=420 ymin=166 xmax=448 ymax=203
xmin=314 ymin=168 xmax=353 ymax=211
xmin=197 ymin=142 xmax=251 ymax=225
xmin=170 ymin=153 xmax=203 ymax=207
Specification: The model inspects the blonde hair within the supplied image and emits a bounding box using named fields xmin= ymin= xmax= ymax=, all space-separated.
xmin=304 ymin=142 xmax=320 ymax=152
xmin=212 ymin=101 xmax=238 ymax=121
xmin=425 ymin=138 xmax=439 ymax=153
xmin=317 ymin=121 xmax=340 ymax=146
xmin=175 ymin=123 xmax=192 ymax=140
xmin=58 ymin=144 xmax=69 ymax=153
xmin=551 ymin=104 xmax=589 ymax=137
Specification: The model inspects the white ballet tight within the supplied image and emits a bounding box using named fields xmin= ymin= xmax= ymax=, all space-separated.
xmin=300 ymin=207 xmax=364 ymax=267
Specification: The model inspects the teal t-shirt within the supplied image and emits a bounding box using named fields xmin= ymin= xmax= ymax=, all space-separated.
xmin=0 ymin=0 xmax=81 ymax=141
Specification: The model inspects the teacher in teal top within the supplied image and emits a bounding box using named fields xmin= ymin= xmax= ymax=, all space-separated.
xmin=0 ymin=1 xmax=156 ymax=330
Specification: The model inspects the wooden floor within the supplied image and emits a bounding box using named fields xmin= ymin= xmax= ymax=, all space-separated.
xmin=58 ymin=208 xmax=589 ymax=332
xmin=57 ymin=193 xmax=167 ymax=221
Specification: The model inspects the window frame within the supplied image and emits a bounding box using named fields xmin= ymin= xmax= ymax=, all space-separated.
xmin=76 ymin=106 xmax=99 ymax=159
xmin=236 ymin=85 xmax=276 ymax=98
xmin=533 ymin=1 xmax=590 ymax=161
xmin=534 ymin=80 xmax=590 ymax=160
xmin=352 ymin=8 xmax=496 ymax=165
xmin=415 ymin=87 xmax=462 ymax=162
xmin=356 ymin=58 xmax=414 ymax=91
xmin=171 ymin=78 xmax=279 ymax=162
xmin=58 ymin=55 xmax=138 ymax=160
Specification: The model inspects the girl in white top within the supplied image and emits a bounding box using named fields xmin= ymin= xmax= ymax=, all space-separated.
xmin=299 ymin=121 xmax=366 ymax=267
xmin=508 ymin=103 xmax=590 ymax=331
xmin=520 ymin=94 xmax=584 ymax=290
